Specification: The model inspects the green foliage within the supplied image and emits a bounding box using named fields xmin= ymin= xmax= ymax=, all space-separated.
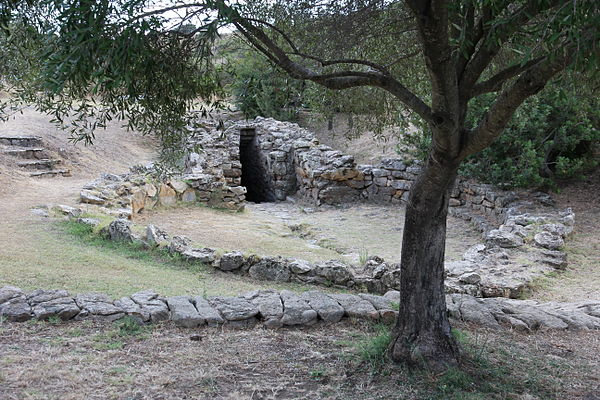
xmin=461 ymin=81 xmax=599 ymax=188
xmin=221 ymin=37 xmax=305 ymax=121
xmin=399 ymin=78 xmax=599 ymax=189
xmin=356 ymin=323 xmax=392 ymax=372
xmin=1 ymin=0 xmax=224 ymax=170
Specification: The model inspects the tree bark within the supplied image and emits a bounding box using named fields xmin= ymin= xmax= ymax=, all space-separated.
xmin=389 ymin=150 xmax=460 ymax=369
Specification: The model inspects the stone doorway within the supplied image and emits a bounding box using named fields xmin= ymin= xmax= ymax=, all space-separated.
xmin=239 ymin=128 xmax=275 ymax=203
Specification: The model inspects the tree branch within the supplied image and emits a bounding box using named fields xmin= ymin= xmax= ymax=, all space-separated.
xmin=460 ymin=0 xmax=560 ymax=101
xmin=460 ymin=50 xmax=571 ymax=158
xmin=470 ymin=57 xmax=544 ymax=97
xmin=232 ymin=16 xmax=434 ymax=124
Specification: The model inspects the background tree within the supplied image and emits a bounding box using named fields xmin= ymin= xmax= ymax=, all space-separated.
xmin=1 ymin=0 xmax=598 ymax=369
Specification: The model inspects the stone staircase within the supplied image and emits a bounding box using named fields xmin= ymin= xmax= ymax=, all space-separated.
xmin=0 ymin=135 xmax=70 ymax=177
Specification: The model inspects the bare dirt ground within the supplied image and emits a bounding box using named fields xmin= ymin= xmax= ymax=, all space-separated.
xmin=0 ymin=319 xmax=598 ymax=400
xmin=137 ymin=202 xmax=480 ymax=266
xmin=0 ymin=110 xmax=599 ymax=399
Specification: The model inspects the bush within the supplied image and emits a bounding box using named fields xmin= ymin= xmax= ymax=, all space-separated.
xmin=398 ymin=79 xmax=599 ymax=189
xmin=221 ymin=37 xmax=305 ymax=121
xmin=460 ymin=83 xmax=599 ymax=188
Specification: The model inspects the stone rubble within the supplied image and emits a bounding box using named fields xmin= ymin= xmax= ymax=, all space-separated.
xmin=2 ymin=286 xmax=599 ymax=332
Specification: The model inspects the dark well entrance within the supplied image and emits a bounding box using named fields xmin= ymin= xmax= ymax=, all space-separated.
xmin=239 ymin=128 xmax=275 ymax=203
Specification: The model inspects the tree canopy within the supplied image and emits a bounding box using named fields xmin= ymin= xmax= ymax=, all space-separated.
xmin=1 ymin=0 xmax=598 ymax=369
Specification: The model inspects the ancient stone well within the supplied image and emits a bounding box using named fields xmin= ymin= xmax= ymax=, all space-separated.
xmin=81 ymin=116 xmax=534 ymax=228
xmin=181 ymin=117 xmax=519 ymax=227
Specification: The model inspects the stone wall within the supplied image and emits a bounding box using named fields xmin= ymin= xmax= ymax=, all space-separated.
xmin=49 ymin=199 xmax=575 ymax=300
xmin=2 ymin=285 xmax=599 ymax=332
xmin=80 ymin=116 xmax=525 ymax=231
xmin=184 ymin=117 xmax=520 ymax=231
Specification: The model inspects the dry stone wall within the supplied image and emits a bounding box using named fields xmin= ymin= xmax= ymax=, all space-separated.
xmin=2 ymin=285 xmax=599 ymax=332
xmin=79 ymin=116 xmax=524 ymax=232
xmin=72 ymin=115 xmax=576 ymax=300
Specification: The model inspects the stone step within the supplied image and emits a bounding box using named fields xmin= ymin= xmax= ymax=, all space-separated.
xmin=29 ymin=169 xmax=71 ymax=178
xmin=0 ymin=135 xmax=43 ymax=147
xmin=1 ymin=147 xmax=48 ymax=159
xmin=17 ymin=159 xmax=61 ymax=170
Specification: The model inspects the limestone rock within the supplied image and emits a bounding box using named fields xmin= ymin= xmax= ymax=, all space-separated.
xmin=131 ymin=189 xmax=146 ymax=214
xmin=383 ymin=290 xmax=400 ymax=304
xmin=168 ymin=235 xmax=192 ymax=254
xmin=534 ymin=232 xmax=564 ymax=250
xmin=313 ymin=261 xmax=354 ymax=286
xmin=243 ymin=290 xmax=284 ymax=327
xmin=32 ymin=297 xmax=80 ymax=320
xmin=114 ymin=296 xmax=150 ymax=322
xmin=300 ymin=291 xmax=344 ymax=323
xmin=248 ymin=257 xmax=291 ymax=282
xmin=536 ymin=249 xmax=567 ymax=269
xmin=80 ymin=190 xmax=106 ymax=205
xmin=289 ymin=260 xmax=313 ymax=274
xmin=193 ymin=297 xmax=224 ymax=326
xmin=169 ymin=180 xmax=189 ymax=194
xmin=459 ymin=272 xmax=482 ymax=285
xmin=280 ymin=290 xmax=318 ymax=326
xmin=358 ymin=293 xmax=394 ymax=311
xmin=108 ymin=219 xmax=133 ymax=242
xmin=218 ymin=251 xmax=245 ymax=271
xmin=181 ymin=188 xmax=197 ymax=203
xmin=0 ymin=286 xmax=25 ymax=305
xmin=181 ymin=248 xmax=216 ymax=265
xmin=143 ymin=183 xmax=157 ymax=197
xmin=27 ymin=289 xmax=70 ymax=305
xmin=0 ymin=296 xmax=32 ymax=322
xmin=448 ymin=294 xmax=500 ymax=328
xmin=145 ymin=224 xmax=169 ymax=247
xmin=75 ymin=293 xmax=124 ymax=320
xmin=130 ymin=290 xmax=169 ymax=322
xmin=167 ymin=296 xmax=203 ymax=328
xmin=330 ymin=294 xmax=379 ymax=320
xmin=158 ymin=183 xmax=177 ymax=206
xmin=52 ymin=204 xmax=82 ymax=217
xmin=30 ymin=208 xmax=49 ymax=217
xmin=77 ymin=218 xmax=100 ymax=228
xmin=208 ymin=296 xmax=259 ymax=321
xmin=486 ymin=229 xmax=524 ymax=248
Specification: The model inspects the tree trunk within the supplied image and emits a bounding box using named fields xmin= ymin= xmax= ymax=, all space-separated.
xmin=389 ymin=151 xmax=460 ymax=369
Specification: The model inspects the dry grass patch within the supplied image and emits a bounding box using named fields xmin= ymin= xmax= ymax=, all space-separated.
xmin=0 ymin=319 xmax=598 ymax=400
xmin=0 ymin=218 xmax=335 ymax=298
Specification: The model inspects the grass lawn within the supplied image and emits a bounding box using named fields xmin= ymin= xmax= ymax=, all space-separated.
xmin=0 ymin=218 xmax=331 ymax=298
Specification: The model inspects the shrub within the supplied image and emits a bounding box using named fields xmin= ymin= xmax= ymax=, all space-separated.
xmin=398 ymin=79 xmax=599 ymax=189
xmin=221 ymin=38 xmax=305 ymax=121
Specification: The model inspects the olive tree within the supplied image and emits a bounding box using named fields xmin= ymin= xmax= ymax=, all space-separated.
xmin=2 ymin=0 xmax=598 ymax=369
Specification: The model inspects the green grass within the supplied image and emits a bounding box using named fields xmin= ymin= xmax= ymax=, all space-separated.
xmin=343 ymin=325 xmax=563 ymax=400
xmin=0 ymin=217 xmax=344 ymax=298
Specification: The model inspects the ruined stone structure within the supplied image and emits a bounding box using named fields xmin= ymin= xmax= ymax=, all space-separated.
xmin=0 ymin=135 xmax=70 ymax=177
xmin=180 ymin=117 xmax=520 ymax=227
xmin=79 ymin=116 xmax=524 ymax=229
xmin=74 ymin=116 xmax=575 ymax=301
